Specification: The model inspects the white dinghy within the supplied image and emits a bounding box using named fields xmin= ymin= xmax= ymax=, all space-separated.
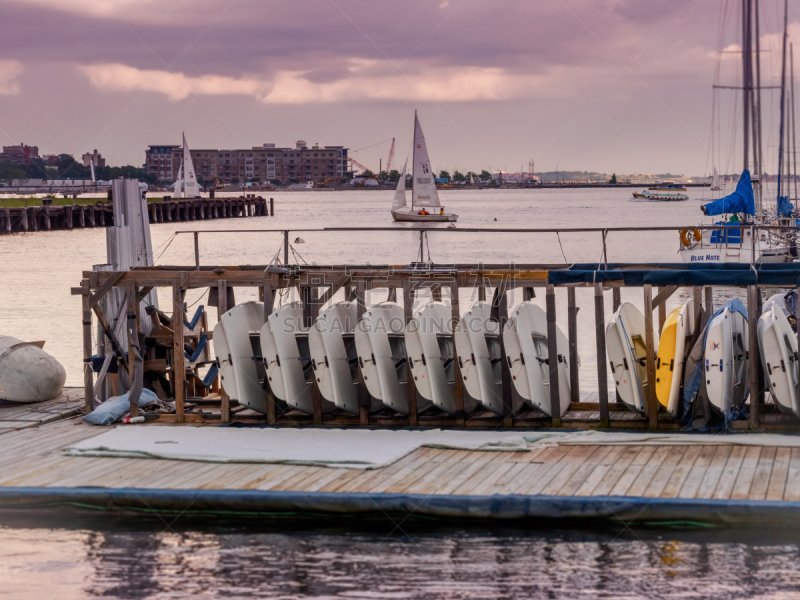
xmin=355 ymin=301 xmax=430 ymax=414
xmin=309 ymin=301 xmax=378 ymax=414
xmin=454 ymin=301 xmax=506 ymax=415
xmin=607 ymin=303 xmax=657 ymax=414
xmin=212 ymin=301 xmax=268 ymax=413
xmin=261 ymin=302 xmax=334 ymax=414
xmin=705 ymin=305 xmax=749 ymax=419
xmin=0 ymin=336 xmax=65 ymax=403
xmin=405 ymin=301 xmax=471 ymax=414
xmin=758 ymin=303 xmax=799 ymax=417
xmin=502 ymin=301 xmax=571 ymax=417
xmin=654 ymin=301 xmax=695 ymax=418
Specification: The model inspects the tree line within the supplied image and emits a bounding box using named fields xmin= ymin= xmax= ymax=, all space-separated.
xmin=0 ymin=154 xmax=156 ymax=183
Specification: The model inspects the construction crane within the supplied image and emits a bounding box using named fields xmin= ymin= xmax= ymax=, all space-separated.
xmin=385 ymin=138 xmax=396 ymax=173
xmin=347 ymin=157 xmax=370 ymax=173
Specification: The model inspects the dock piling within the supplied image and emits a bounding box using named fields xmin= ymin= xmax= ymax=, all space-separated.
xmin=594 ymin=283 xmax=609 ymax=426
xmin=545 ymin=285 xmax=561 ymax=427
xmin=748 ymin=285 xmax=760 ymax=429
xmin=403 ymin=280 xmax=418 ymax=425
xmin=567 ymin=286 xmax=580 ymax=403
xmin=643 ymin=285 xmax=658 ymax=428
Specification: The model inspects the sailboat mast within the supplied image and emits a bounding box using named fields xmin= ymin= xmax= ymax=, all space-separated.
xmin=777 ymin=0 xmax=789 ymax=201
xmin=742 ymin=0 xmax=751 ymax=172
xmin=754 ymin=0 xmax=763 ymax=178
xmin=793 ymin=43 xmax=798 ymax=201
xmin=411 ymin=110 xmax=417 ymax=211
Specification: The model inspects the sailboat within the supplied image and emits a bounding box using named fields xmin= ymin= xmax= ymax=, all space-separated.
xmin=391 ymin=112 xmax=457 ymax=222
xmin=173 ymin=132 xmax=201 ymax=199
xmin=711 ymin=167 xmax=721 ymax=191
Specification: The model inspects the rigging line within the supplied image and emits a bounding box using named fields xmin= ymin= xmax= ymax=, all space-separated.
xmin=556 ymin=232 xmax=572 ymax=268
xmin=154 ymin=232 xmax=178 ymax=262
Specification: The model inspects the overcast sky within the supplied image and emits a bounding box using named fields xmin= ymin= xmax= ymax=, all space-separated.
xmin=0 ymin=0 xmax=797 ymax=175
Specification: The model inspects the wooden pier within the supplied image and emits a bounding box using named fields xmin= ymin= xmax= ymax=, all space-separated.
xmin=0 ymin=196 xmax=270 ymax=234
xmin=0 ymin=388 xmax=798 ymax=525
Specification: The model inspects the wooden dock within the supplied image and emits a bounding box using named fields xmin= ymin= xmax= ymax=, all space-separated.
xmin=0 ymin=196 xmax=270 ymax=234
xmin=0 ymin=388 xmax=799 ymax=526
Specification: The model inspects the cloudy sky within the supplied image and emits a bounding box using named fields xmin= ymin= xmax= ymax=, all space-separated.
xmin=0 ymin=0 xmax=796 ymax=175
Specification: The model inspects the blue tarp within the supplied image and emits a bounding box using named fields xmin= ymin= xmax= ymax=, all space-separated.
xmin=779 ymin=196 xmax=795 ymax=218
xmin=682 ymin=299 xmax=748 ymax=423
xmin=701 ymin=170 xmax=755 ymax=216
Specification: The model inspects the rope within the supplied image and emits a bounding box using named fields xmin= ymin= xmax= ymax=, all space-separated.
xmin=556 ymin=232 xmax=572 ymax=268
xmin=154 ymin=232 xmax=178 ymax=262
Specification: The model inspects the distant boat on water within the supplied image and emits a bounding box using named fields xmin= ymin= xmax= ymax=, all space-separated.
xmin=391 ymin=111 xmax=457 ymax=222
xmin=632 ymin=181 xmax=688 ymax=201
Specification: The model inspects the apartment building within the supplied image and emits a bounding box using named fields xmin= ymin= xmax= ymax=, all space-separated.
xmin=144 ymin=141 xmax=350 ymax=185
xmin=82 ymin=149 xmax=106 ymax=168
xmin=1 ymin=144 xmax=39 ymax=167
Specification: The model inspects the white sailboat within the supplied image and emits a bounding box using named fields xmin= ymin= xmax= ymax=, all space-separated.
xmin=173 ymin=132 xmax=201 ymax=198
xmin=391 ymin=112 xmax=457 ymax=222
xmin=711 ymin=167 xmax=721 ymax=191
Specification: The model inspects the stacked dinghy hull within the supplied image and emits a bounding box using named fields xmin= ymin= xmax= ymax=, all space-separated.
xmin=758 ymin=303 xmax=799 ymax=417
xmin=607 ymin=303 xmax=656 ymax=414
xmin=705 ymin=306 xmax=749 ymax=419
xmin=0 ymin=336 xmax=66 ymax=403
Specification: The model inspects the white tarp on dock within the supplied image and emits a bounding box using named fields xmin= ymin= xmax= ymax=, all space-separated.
xmin=65 ymin=427 xmax=530 ymax=469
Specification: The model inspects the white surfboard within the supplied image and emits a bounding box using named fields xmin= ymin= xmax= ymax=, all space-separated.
xmin=758 ymin=303 xmax=799 ymax=417
xmin=705 ymin=306 xmax=749 ymax=419
xmin=309 ymin=301 xmax=374 ymax=414
xmin=261 ymin=302 xmax=334 ymax=414
xmin=212 ymin=301 xmax=268 ymax=413
xmin=355 ymin=301 xmax=431 ymax=414
xmin=454 ymin=301 xmax=505 ymax=415
xmin=502 ymin=301 xmax=571 ymax=417
xmin=0 ymin=336 xmax=66 ymax=403
xmin=607 ymin=302 xmax=657 ymax=414
xmin=405 ymin=301 xmax=468 ymax=414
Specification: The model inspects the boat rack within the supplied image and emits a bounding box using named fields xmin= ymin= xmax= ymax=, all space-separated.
xmin=72 ymin=249 xmax=800 ymax=432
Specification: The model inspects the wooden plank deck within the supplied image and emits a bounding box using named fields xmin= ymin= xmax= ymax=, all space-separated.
xmin=2 ymin=388 xmax=800 ymax=524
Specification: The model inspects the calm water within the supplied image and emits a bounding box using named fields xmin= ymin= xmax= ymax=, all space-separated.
xmin=1 ymin=516 xmax=799 ymax=599
xmin=0 ymin=187 xmax=719 ymax=391
xmin=3 ymin=188 xmax=784 ymax=599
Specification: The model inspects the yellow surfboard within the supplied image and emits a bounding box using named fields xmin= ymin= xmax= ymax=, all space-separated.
xmin=655 ymin=306 xmax=681 ymax=409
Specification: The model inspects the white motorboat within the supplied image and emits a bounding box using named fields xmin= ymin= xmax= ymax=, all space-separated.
xmin=212 ymin=301 xmax=268 ymax=414
xmin=454 ymin=301 xmax=506 ymax=415
xmin=309 ymin=301 xmax=378 ymax=414
xmin=405 ymin=301 xmax=472 ymax=414
xmin=632 ymin=182 xmax=688 ymax=201
xmin=0 ymin=336 xmax=66 ymax=403
xmin=391 ymin=112 xmax=457 ymax=222
xmin=261 ymin=302 xmax=335 ymax=414
xmin=606 ymin=303 xmax=657 ymax=414
xmin=705 ymin=305 xmax=749 ymax=419
xmin=758 ymin=302 xmax=799 ymax=417
xmin=502 ymin=301 xmax=571 ymax=417
xmin=355 ymin=301 xmax=431 ymax=414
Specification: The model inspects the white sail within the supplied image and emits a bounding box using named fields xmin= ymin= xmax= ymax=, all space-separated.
xmin=412 ymin=111 xmax=441 ymax=209
xmin=712 ymin=167 xmax=720 ymax=190
xmin=182 ymin=132 xmax=201 ymax=198
xmin=469 ymin=172 xmax=473 ymax=185
xmin=391 ymin=157 xmax=408 ymax=211
xmin=173 ymin=162 xmax=184 ymax=198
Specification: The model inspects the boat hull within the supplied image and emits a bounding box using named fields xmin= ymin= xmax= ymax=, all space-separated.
xmin=758 ymin=304 xmax=799 ymax=417
xmin=705 ymin=307 xmax=749 ymax=419
xmin=606 ymin=303 xmax=655 ymax=414
xmin=654 ymin=303 xmax=692 ymax=417
xmin=0 ymin=336 xmax=65 ymax=403
xmin=392 ymin=210 xmax=457 ymax=222
xmin=502 ymin=302 xmax=571 ymax=417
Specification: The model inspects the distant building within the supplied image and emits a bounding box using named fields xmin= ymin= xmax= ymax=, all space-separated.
xmin=82 ymin=149 xmax=106 ymax=168
xmin=1 ymin=144 xmax=39 ymax=167
xmin=144 ymin=140 xmax=350 ymax=185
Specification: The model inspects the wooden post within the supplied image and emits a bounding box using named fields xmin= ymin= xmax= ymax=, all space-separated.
xmin=217 ymin=280 xmax=229 ymax=423
xmin=594 ymin=283 xmax=609 ymax=426
xmin=173 ymin=281 xmax=185 ymax=423
xmin=494 ymin=286 xmax=513 ymax=427
xmin=2 ymin=208 xmax=9 ymax=234
xmin=127 ymin=282 xmax=139 ymax=417
xmin=355 ymin=286 xmax=370 ymax=426
xmin=657 ymin=286 xmax=667 ymax=334
xmin=81 ymin=280 xmax=94 ymax=414
xmin=567 ymin=286 xmax=580 ymax=403
xmin=643 ymin=285 xmax=658 ymax=428
xmin=545 ymin=285 xmax=561 ymax=427
xmin=79 ymin=205 xmax=86 ymax=227
xmin=193 ymin=231 xmax=200 ymax=269
xmin=20 ymin=207 xmax=28 ymax=231
xmin=612 ymin=287 xmax=621 ymax=312
xmin=451 ymin=279 xmax=466 ymax=425
xmin=310 ymin=285 xmax=322 ymax=425
xmin=29 ymin=207 xmax=37 ymax=231
xmin=270 ymin=197 xmax=274 ymax=216
xmin=705 ymin=286 xmax=713 ymax=315
xmin=65 ymin=205 xmax=73 ymax=229
xmin=748 ymin=285 xmax=760 ymax=429
xmin=756 ymin=288 xmax=765 ymax=407
xmin=403 ymin=280 xmax=418 ymax=425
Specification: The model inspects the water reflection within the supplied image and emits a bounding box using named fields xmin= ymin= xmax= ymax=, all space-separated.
xmin=1 ymin=516 xmax=799 ymax=599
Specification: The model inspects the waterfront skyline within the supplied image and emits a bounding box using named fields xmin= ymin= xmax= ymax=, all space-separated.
xmin=1 ymin=0 xmax=799 ymax=175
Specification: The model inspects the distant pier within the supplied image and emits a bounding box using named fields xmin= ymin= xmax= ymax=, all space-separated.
xmin=0 ymin=196 xmax=271 ymax=234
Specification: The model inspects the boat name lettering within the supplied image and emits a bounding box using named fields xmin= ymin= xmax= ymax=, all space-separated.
xmin=689 ymin=254 xmax=721 ymax=262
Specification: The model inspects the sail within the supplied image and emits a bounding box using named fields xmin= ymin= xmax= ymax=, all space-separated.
xmin=411 ymin=112 xmax=441 ymax=208
xmin=701 ymin=170 xmax=755 ymax=216
xmin=90 ymin=158 xmax=96 ymax=184
xmin=712 ymin=167 xmax=720 ymax=190
xmin=469 ymin=172 xmax=473 ymax=185
xmin=391 ymin=157 xmax=408 ymax=211
xmin=182 ymin=133 xmax=201 ymax=198
xmin=173 ymin=163 xmax=183 ymax=198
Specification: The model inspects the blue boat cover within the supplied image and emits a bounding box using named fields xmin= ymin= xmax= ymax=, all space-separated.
xmin=701 ymin=170 xmax=755 ymax=216
xmin=682 ymin=298 xmax=748 ymax=420
xmin=778 ymin=196 xmax=794 ymax=218
xmin=547 ymin=263 xmax=800 ymax=286
xmin=709 ymin=223 xmax=742 ymax=244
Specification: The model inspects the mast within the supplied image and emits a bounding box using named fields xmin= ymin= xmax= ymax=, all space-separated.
xmin=411 ymin=110 xmax=417 ymax=210
xmin=742 ymin=0 xmax=751 ymax=171
xmin=754 ymin=0 xmax=763 ymax=178
xmin=793 ymin=43 xmax=798 ymax=201
xmin=777 ymin=0 xmax=789 ymax=201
